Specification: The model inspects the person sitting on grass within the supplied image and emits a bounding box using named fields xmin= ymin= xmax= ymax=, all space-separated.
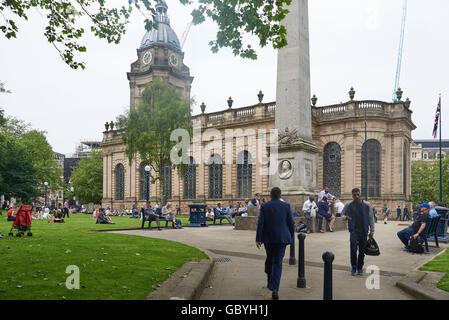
xmin=48 ymin=209 xmax=65 ymax=223
xmin=206 ymin=208 xmax=214 ymax=221
xmin=96 ymin=208 xmax=115 ymax=224
xmin=131 ymin=208 xmax=140 ymax=219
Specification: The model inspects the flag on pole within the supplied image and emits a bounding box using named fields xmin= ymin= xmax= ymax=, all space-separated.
xmin=432 ymin=97 xmax=441 ymax=139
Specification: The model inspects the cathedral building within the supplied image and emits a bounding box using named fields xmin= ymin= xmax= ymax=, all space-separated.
xmin=101 ymin=1 xmax=416 ymax=212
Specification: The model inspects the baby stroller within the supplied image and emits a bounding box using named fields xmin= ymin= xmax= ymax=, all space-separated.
xmin=8 ymin=205 xmax=33 ymax=237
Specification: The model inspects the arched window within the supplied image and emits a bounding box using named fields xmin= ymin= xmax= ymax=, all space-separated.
xmin=139 ymin=163 xmax=150 ymax=201
xmin=162 ymin=164 xmax=172 ymax=200
xmin=184 ymin=157 xmax=196 ymax=199
xmin=209 ymin=154 xmax=222 ymax=199
xmin=323 ymin=142 xmax=342 ymax=198
xmin=115 ymin=164 xmax=125 ymax=200
xmin=403 ymin=142 xmax=408 ymax=196
xmin=362 ymin=139 xmax=381 ymax=198
xmin=237 ymin=151 xmax=252 ymax=198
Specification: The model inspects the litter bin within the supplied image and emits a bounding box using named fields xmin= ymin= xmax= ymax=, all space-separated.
xmin=188 ymin=204 xmax=208 ymax=227
xmin=435 ymin=206 xmax=449 ymax=243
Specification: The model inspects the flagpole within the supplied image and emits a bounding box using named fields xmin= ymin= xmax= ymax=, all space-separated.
xmin=439 ymin=94 xmax=443 ymax=203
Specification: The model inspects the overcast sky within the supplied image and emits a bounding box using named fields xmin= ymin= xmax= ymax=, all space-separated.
xmin=0 ymin=0 xmax=448 ymax=155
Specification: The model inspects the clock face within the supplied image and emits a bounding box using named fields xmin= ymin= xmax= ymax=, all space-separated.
xmin=143 ymin=51 xmax=153 ymax=65
xmin=169 ymin=53 xmax=179 ymax=67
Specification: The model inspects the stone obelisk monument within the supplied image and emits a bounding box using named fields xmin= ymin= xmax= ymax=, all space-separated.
xmin=269 ymin=0 xmax=319 ymax=210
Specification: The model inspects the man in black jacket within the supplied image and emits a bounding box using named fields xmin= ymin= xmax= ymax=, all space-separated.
xmin=342 ymin=188 xmax=375 ymax=276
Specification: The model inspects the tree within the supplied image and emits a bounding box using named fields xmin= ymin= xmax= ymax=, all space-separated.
xmin=0 ymin=133 xmax=39 ymax=203
xmin=19 ymin=130 xmax=63 ymax=191
xmin=0 ymin=115 xmax=31 ymax=139
xmin=1 ymin=0 xmax=292 ymax=69
xmin=118 ymin=77 xmax=192 ymax=204
xmin=411 ymin=159 xmax=449 ymax=204
xmin=70 ymin=150 xmax=103 ymax=204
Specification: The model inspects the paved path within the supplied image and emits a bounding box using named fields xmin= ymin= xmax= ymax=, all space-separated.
xmin=112 ymin=221 xmax=447 ymax=300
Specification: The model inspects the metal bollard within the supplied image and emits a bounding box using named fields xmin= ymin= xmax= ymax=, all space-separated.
xmin=322 ymin=251 xmax=335 ymax=300
xmin=297 ymin=232 xmax=306 ymax=288
xmin=289 ymin=233 xmax=296 ymax=265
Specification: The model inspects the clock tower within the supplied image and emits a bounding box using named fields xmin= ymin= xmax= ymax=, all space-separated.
xmin=127 ymin=0 xmax=193 ymax=109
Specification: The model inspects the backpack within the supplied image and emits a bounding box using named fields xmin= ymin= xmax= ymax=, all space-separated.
xmin=296 ymin=222 xmax=308 ymax=233
xmin=408 ymin=236 xmax=425 ymax=254
xmin=365 ymin=237 xmax=380 ymax=256
xmin=175 ymin=219 xmax=183 ymax=229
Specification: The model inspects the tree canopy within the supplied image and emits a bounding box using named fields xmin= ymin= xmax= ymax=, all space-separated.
xmin=411 ymin=159 xmax=448 ymax=205
xmin=0 ymin=111 xmax=61 ymax=203
xmin=1 ymin=0 xmax=292 ymax=69
xmin=118 ymin=77 xmax=192 ymax=203
xmin=19 ymin=130 xmax=63 ymax=191
xmin=70 ymin=150 xmax=103 ymax=204
xmin=0 ymin=133 xmax=39 ymax=203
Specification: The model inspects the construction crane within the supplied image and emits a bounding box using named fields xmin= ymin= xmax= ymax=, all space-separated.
xmin=181 ymin=20 xmax=193 ymax=49
xmin=393 ymin=0 xmax=408 ymax=102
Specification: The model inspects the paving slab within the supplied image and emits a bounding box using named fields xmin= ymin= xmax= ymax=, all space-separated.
xmin=111 ymin=221 xmax=448 ymax=300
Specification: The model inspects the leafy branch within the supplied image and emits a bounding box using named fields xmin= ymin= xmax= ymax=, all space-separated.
xmin=1 ymin=0 xmax=292 ymax=69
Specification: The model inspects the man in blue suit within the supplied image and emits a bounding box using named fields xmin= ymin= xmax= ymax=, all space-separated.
xmin=256 ymin=187 xmax=295 ymax=300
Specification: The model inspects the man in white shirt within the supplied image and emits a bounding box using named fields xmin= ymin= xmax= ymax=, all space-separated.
xmin=302 ymin=196 xmax=317 ymax=234
xmin=335 ymin=199 xmax=345 ymax=217
xmin=318 ymin=186 xmax=334 ymax=202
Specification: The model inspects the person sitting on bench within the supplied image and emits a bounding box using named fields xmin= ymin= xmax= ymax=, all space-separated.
xmin=215 ymin=203 xmax=234 ymax=225
xmin=142 ymin=201 xmax=161 ymax=230
xmin=397 ymin=203 xmax=430 ymax=251
xmin=162 ymin=202 xmax=178 ymax=229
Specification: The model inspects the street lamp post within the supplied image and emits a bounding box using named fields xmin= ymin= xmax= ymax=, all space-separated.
xmin=44 ymin=182 xmax=48 ymax=207
xmin=70 ymin=187 xmax=74 ymax=206
xmin=145 ymin=166 xmax=151 ymax=202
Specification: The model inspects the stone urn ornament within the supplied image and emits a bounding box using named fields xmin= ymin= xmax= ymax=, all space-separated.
xmin=349 ymin=87 xmax=356 ymax=101
xmin=258 ymin=90 xmax=264 ymax=103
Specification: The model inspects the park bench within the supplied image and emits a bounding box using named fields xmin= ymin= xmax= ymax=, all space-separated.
xmin=213 ymin=208 xmax=231 ymax=225
xmin=420 ymin=215 xmax=441 ymax=253
xmin=156 ymin=208 xmax=172 ymax=228
xmin=141 ymin=208 xmax=171 ymax=229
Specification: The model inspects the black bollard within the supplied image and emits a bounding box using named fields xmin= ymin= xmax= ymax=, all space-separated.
xmin=322 ymin=251 xmax=335 ymax=300
xmin=289 ymin=233 xmax=296 ymax=265
xmin=297 ymin=232 xmax=306 ymax=288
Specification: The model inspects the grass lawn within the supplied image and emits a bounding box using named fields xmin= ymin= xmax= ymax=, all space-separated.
xmin=0 ymin=212 xmax=208 ymax=300
xmin=419 ymin=248 xmax=449 ymax=292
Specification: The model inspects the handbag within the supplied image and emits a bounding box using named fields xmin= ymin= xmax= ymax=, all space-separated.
xmin=310 ymin=208 xmax=316 ymax=218
xmin=365 ymin=237 xmax=380 ymax=256
xmin=408 ymin=236 xmax=424 ymax=254
xmin=296 ymin=222 xmax=308 ymax=233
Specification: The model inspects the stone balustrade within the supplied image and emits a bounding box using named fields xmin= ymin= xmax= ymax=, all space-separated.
xmin=104 ymin=96 xmax=412 ymax=143
xmin=193 ymin=98 xmax=411 ymax=128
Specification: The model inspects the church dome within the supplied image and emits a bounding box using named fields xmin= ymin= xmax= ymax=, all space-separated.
xmin=140 ymin=1 xmax=181 ymax=50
